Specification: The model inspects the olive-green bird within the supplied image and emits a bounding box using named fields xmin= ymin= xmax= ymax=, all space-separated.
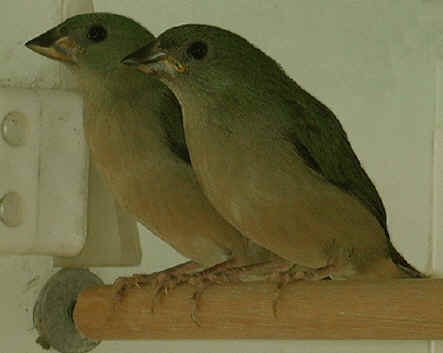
xmin=123 ymin=24 xmax=424 ymax=279
xmin=26 ymin=15 xmax=278 ymax=278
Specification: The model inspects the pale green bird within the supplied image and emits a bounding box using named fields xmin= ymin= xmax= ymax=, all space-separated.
xmin=25 ymin=15 xmax=278 ymax=280
xmin=123 ymin=24 xmax=424 ymax=280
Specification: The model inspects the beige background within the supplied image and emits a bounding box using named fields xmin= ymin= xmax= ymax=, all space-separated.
xmin=0 ymin=0 xmax=442 ymax=352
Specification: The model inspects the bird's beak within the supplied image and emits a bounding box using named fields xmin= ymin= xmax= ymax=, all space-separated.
xmin=25 ymin=28 xmax=83 ymax=64
xmin=122 ymin=41 xmax=185 ymax=76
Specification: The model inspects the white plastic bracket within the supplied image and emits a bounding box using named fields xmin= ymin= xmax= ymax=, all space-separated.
xmin=0 ymin=87 xmax=88 ymax=256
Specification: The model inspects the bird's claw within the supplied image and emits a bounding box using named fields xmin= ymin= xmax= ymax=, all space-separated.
xmin=270 ymin=264 xmax=335 ymax=318
xmin=150 ymin=272 xmax=185 ymax=313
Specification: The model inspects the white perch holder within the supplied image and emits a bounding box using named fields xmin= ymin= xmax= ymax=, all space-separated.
xmin=0 ymin=88 xmax=88 ymax=256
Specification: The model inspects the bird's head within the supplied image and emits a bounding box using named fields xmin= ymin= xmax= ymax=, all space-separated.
xmin=26 ymin=13 xmax=154 ymax=73
xmin=122 ymin=24 xmax=287 ymax=96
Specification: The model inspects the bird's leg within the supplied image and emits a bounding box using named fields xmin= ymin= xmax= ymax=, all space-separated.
xmin=188 ymin=258 xmax=293 ymax=285
xmin=189 ymin=279 xmax=214 ymax=327
xmin=186 ymin=259 xmax=294 ymax=325
xmin=111 ymin=260 xmax=202 ymax=310
xmin=149 ymin=261 xmax=208 ymax=312
xmin=271 ymin=264 xmax=335 ymax=317
xmin=185 ymin=260 xmax=306 ymax=321
xmin=186 ymin=259 xmax=249 ymax=325
xmin=186 ymin=258 xmax=246 ymax=324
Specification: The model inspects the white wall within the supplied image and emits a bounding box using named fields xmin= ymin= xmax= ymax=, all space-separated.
xmin=0 ymin=1 xmax=441 ymax=352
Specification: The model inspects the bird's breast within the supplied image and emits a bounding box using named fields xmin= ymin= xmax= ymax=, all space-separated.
xmin=180 ymin=103 xmax=388 ymax=270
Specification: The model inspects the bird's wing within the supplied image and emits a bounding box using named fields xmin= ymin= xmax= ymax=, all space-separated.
xmin=284 ymin=89 xmax=388 ymax=235
xmin=158 ymin=90 xmax=191 ymax=164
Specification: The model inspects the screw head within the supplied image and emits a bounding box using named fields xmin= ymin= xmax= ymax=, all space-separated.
xmin=0 ymin=192 xmax=23 ymax=227
xmin=2 ymin=111 xmax=28 ymax=147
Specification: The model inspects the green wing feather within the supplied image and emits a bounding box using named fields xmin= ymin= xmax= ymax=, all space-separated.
xmin=286 ymin=89 xmax=387 ymax=230
xmin=285 ymin=88 xmax=422 ymax=276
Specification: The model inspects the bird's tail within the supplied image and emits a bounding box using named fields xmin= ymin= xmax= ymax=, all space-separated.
xmin=388 ymin=241 xmax=427 ymax=278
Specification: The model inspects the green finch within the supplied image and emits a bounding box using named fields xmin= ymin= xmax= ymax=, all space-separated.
xmin=26 ymin=15 xmax=278 ymax=279
xmin=123 ymin=24 xmax=424 ymax=279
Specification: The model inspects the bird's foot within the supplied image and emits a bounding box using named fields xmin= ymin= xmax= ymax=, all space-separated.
xmin=185 ymin=260 xmax=244 ymax=325
xmin=112 ymin=273 xmax=151 ymax=302
xmin=185 ymin=259 xmax=293 ymax=325
xmin=149 ymin=272 xmax=184 ymax=312
xmin=110 ymin=260 xmax=202 ymax=312
xmin=189 ymin=279 xmax=214 ymax=326
xmin=271 ymin=264 xmax=335 ymax=317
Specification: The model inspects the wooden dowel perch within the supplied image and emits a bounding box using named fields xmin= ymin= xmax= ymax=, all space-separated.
xmin=74 ymin=279 xmax=443 ymax=340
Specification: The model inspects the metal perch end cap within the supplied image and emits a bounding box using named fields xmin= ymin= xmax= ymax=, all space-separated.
xmin=33 ymin=268 xmax=103 ymax=353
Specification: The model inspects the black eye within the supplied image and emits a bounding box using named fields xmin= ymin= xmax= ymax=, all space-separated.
xmin=186 ymin=41 xmax=208 ymax=60
xmin=87 ymin=25 xmax=107 ymax=42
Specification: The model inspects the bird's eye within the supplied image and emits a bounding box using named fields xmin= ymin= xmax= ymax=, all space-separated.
xmin=186 ymin=41 xmax=208 ymax=60
xmin=87 ymin=25 xmax=107 ymax=42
